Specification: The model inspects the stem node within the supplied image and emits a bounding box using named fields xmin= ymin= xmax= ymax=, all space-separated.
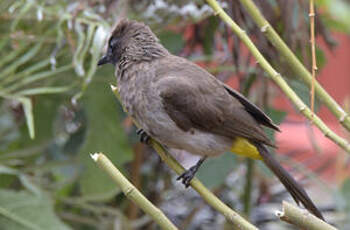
xmin=260 ymin=24 xmax=269 ymax=32
xmin=340 ymin=114 xmax=348 ymax=122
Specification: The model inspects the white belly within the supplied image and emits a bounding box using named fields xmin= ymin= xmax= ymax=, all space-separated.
xmin=163 ymin=129 xmax=232 ymax=157
xmin=139 ymin=106 xmax=232 ymax=156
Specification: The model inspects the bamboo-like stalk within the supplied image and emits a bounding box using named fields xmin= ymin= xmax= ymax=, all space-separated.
xmin=309 ymin=0 xmax=317 ymax=115
xmin=205 ymin=0 xmax=350 ymax=154
xmin=238 ymin=0 xmax=350 ymax=131
xmin=276 ymin=201 xmax=338 ymax=230
xmin=90 ymin=152 xmax=178 ymax=230
xmin=111 ymin=85 xmax=258 ymax=230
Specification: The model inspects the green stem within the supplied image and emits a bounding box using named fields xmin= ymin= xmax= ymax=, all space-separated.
xmin=205 ymin=0 xmax=350 ymax=154
xmin=0 ymin=206 xmax=38 ymax=230
xmin=239 ymin=0 xmax=350 ymax=131
xmin=277 ymin=201 xmax=338 ymax=230
xmin=91 ymin=153 xmax=178 ymax=230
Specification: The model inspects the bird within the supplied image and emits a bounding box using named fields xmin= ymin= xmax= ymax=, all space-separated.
xmin=97 ymin=19 xmax=324 ymax=220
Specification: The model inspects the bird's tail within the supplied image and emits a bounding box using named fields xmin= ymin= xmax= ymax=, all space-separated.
xmin=256 ymin=143 xmax=324 ymax=220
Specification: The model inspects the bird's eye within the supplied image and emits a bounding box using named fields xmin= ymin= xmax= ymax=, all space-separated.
xmin=109 ymin=38 xmax=119 ymax=50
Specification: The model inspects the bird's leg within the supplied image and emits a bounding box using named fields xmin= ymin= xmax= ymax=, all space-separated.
xmin=136 ymin=128 xmax=151 ymax=145
xmin=177 ymin=156 xmax=207 ymax=188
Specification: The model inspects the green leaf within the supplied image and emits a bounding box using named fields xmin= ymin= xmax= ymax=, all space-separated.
xmin=0 ymin=41 xmax=43 ymax=79
xmin=15 ymin=95 xmax=62 ymax=146
xmin=3 ymin=58 xmax=51 ymax=86
xmin=317 ymin=0 xmax=350 ymax=33
xmin=16 ymin=86 xmax=72 ymax=96
xmin=0 ymin=36 xmax=10 ymax=53
xmin=0 ymin=175 xmax=15 ymax=188
xmin=328 ymin=0 xmax=350 ymax=33
xmin=0 ymin=94 xmax=34 ymax=139
xmin=0 ymin=166 xmax=41 ymax=195
xmin=10 ymin=0 xmax=34 ymax=32
xmin=17 ymin=97 xmax=35 ymax=139
xmin=197 ymin=152 xmax=237 ymax=189
xmin=78 ymin=78 xmax=133 ymax=199
xmin=7 ymin=93 xmax=67 ymax=140
xmin=5 ymin=64 xmax=72 ymax=92
xmin=78 ymin=24 xmax=96 ymax=76
xmin=32 ymin=96 xmax=61 ymax=143
xmin=0 ymin=41 xmax=30 ymax=70
xmin=84 ymin=25 xmax=110 ymax=86
xmin=73 ymin=22 xmax=88 ymax=76
xmin=315 ymin=47 xmax=326 ymax=70
xmin=0 ymin=189 xmax=71 ymax=230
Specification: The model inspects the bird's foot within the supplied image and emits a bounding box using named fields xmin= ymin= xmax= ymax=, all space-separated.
xmin=136 ymin=128 xmax=151 ymax=145
xmin=177 ymin=156 xmax=207 ymax=188
xmin=177 ymin=165 xmax=199 ymax=188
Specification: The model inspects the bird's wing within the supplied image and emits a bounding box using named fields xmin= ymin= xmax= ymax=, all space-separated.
xmin=156 ymin=57 xmax=274 ymax=146
xmin=222 ymin=84 xmax=280 ymax=131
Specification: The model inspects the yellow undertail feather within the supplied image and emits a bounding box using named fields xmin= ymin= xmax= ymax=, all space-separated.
xmin=231 ymin=137 xmax=262 ymax=160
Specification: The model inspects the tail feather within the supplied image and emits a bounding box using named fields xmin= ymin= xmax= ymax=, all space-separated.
xmin=256 ymin=144 xmax=324 ymax=220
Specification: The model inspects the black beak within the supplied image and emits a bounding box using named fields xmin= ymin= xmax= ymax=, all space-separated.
xmin=97 ymin=55 xmax=111 ymax=66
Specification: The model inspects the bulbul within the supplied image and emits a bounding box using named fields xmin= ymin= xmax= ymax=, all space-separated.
xmin=98 ymin=19 xmax=323 ymax=220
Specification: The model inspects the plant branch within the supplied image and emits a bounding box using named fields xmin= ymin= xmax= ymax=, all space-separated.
xmin=90 ymin=152 xmax=178 ymax=230
xmin=110 ymin=85 xmax=258 ymax=230
xmin=205 ymin=0 xmax=350 ymax=154
xmin=238 ymin=0 xmax=350 ymax=131
xmin=276 ymin=201 xmax=338 ymax=230
xmin=309 ymin=0 xmax=317 ymax=115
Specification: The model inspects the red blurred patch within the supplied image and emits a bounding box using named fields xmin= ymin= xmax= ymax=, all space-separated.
xmin=273 ymin=33 xmax=350 ymax=183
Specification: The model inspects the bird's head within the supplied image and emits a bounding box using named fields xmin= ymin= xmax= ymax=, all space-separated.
xmin=98 ymin=19 xmax=167 ymax=66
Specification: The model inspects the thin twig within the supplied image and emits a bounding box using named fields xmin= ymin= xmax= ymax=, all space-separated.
xmin=90 ymin=153 xmax=178 ymax=230
xmin=238 ymin=0 xmax=350 ymax=131
xmin=205 ymin=0 xmax=350 ymax=154
xmin=309 ymin=0 xmax=317 ymax=116
xmin=276 ymin=201 xmax=338 ymax=230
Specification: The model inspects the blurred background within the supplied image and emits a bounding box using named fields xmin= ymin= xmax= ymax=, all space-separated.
xmin=0 ymin=0 xmax=350 ymax=229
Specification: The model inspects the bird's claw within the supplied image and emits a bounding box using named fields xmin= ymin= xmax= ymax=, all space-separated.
xmin=177 ymin=166 xmax=197 ymax=188
xmin=136 ymin=128 xmax=151 ymax=145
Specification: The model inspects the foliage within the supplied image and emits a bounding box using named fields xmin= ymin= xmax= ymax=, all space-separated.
xmin=0 ymin=0 xmax=132 ymax=228
xmin=0 ymin=189 xmax=71 ymax=230
xmin=0 ymin=0 xmax=349 ymax=229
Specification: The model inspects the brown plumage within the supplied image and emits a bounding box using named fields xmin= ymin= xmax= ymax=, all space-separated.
xmin=98 ymin=19 xmax=324 ymax=220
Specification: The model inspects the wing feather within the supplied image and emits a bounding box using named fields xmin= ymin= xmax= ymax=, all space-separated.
xmin=157 ymin=57 xmax=275 ymax=147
